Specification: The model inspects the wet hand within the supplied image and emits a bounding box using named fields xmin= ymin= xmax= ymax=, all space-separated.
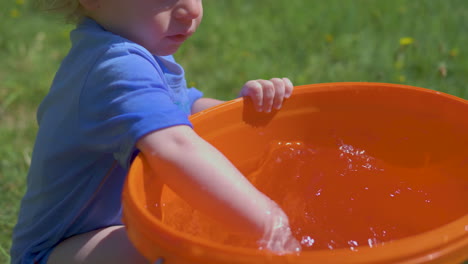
xmin=258 ymin=201 xmax=301 ymax=255
xmin=240 ymin=78 xmax=294 ymax=112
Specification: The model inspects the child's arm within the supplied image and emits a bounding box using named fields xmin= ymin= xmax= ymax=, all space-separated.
xmin=191 ymin=98 xmax=225 ymax=114
xmin=137 ymin=125 xmax=299 ymax=253
xmin=137 ymin=125 xmax=274 ymax=236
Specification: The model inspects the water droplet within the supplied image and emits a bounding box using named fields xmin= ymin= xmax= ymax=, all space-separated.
xmin=368 ymin=238 xmax=376 ymax=248
xmin=301 ymin=236 xmax=315 ymax=247
xmin=348 ymin=240 xmax=359 ymax=247
xmin=327 ymin=240 xmax=336 ymax=250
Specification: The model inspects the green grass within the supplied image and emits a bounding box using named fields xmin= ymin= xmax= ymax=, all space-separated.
xmin=0 ymin=1 xmax=467 ymax=263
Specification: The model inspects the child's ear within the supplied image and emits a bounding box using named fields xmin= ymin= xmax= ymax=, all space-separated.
xmin=79 ymin=0 xmax=100 ymax=11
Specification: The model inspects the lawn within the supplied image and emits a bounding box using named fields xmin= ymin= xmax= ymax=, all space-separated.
xmin=0 ymin=0 xmax=467 ymax=263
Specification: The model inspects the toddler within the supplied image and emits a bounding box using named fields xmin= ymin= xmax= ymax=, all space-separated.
xmin=11 ymin=0 xmax=300 ymax=263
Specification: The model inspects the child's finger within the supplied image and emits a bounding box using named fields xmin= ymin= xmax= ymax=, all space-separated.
xmin=257 ymin=79 xmax=275 ymax=112
xmin=282 ymin=77 xmax=294 ymax=98
xmin=241 ymin=80 xmax=264 ymax=111
xmin=270 ymin=78 xmax=286 ymax=110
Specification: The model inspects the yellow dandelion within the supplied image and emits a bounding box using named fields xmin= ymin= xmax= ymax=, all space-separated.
xmin=399 ymin=37 xmax=414 ymax=46
xmin=10 ymin=8 xmax=20 ymax=18
xmin=241 ymin=51 xmax=251 ymax=57
xmin=399 ymin=6 xmax=407 ymax=14
xmin=188 ymin=81 xmax=197 ymax=88
xmin=394 ymin=60 xmax=404 ymax=70
xmin=61 ymin=29 xmax=70 ymax=39
xmin=16 ymin=0 xmax=25 ymax=5
xmin=325 ymin=34 xmax=334 ymax=43
xmin=449 ymin=48 xmax=459 ymax=57
xmin=398 ymin=75 xmax=406 ymax=83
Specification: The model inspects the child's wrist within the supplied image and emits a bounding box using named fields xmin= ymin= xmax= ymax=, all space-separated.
xmin=257 ymin=202 xmax=301 ymax=254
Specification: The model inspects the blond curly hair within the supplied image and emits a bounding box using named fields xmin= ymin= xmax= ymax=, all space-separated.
xmin=37 ymin=0 xmax=85 ymax=23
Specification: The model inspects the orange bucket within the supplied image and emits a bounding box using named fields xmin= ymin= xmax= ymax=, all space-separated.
xmin=122 ymin=82 xmax=468 ymax=264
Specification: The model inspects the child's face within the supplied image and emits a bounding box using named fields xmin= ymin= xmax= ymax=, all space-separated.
xmin=87 ymin=0 xmax=203 ymax=55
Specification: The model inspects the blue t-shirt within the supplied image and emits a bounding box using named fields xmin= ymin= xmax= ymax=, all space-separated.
xmin=11 ymin=18 xmax=203 ymax=264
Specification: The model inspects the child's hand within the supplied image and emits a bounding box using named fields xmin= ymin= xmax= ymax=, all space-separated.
xmin=258 ymin=201 xmax=301 ymax=254
xmin=240 ymin=78 xmax=294 ymax=112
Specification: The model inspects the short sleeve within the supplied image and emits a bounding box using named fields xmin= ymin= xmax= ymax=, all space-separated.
xmin=78 ymin=45 xmax=192 ymax=168
xmin=187 ymin=87 xmax=204 ymax=111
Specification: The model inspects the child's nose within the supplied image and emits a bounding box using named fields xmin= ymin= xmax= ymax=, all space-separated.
xmin=173 ymin=0 xmax=202 ymax=21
